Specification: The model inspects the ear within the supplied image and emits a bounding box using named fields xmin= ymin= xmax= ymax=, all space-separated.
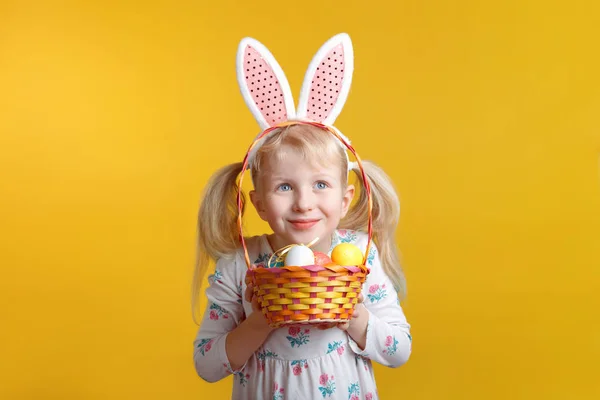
xmin=341 ymin=184 xmax=355 ymax=218
xmin=249 ymin=189 xmax=268 ymax=221
xmin=296 ymin=33 xmax=354 ymax=126
xmin=237 ymin=37 xmax=296 ymax=130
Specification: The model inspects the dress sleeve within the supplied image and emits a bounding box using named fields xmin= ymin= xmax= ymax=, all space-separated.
xmin=346 ymin=237 xmax=412 ymax=368
xmin=193 ymin=254 xmax=246 ymax=382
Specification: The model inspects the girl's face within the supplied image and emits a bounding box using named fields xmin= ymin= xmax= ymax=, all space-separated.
xmin=250 ymin=145 xmax=354 ymax=253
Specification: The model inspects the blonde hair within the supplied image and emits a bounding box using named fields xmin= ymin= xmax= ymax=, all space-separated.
xmin=340 ymin=161 xmax=407 ymax=300
xmin=192 ymin=162 xmax=245 ymax=324
xmin=192 ymin=123 xmax=406 ymax=323
xmin=251 ymin=124 xmax=347 ymax=187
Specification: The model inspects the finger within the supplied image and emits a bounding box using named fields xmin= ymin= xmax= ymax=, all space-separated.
xmin=352 ymin=304 xmax=363 ymax=318
xmin=358 ymin=293 xmax=364 ymax=303
xmin=317 ymin=323 xmax=335 ymax=330
xmin=336 ymin=322 xmax=350 ymax=331
xmin=244 ymin=284 xmax=254 ymax=302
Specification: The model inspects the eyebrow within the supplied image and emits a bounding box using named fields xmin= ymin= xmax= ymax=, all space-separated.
xmin=269 ymin=173 xmax=339 ymax=181
xmin=314 ymin=173 xmax=339 ymax=181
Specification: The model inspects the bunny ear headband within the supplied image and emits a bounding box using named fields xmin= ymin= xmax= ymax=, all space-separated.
xmin=236 ymin=33 xmax=358 ymax=170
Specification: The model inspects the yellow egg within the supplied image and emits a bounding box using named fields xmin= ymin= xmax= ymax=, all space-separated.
xmin=331 ymin=243 xmax=364 ymax=266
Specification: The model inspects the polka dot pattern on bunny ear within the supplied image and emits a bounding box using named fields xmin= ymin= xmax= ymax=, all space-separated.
xmin=243 ymin=46 xmax=287 ymax=126
xmin=307 ymin=44 xmax=345 ymax=122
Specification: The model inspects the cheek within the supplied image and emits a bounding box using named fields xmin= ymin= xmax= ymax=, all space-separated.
xmin=324 ymin=193 xmax=345 ymax=213
xmin=264 ymin=196 xmax=287 ymax=216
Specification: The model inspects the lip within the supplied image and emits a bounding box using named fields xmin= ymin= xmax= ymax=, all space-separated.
xmin=288 ymin=219 xmax=320 ymax=230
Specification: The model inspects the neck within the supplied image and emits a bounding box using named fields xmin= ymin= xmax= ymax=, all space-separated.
xmin=267 ymin=233 xmax=333 ymax=255
xmin=310 ymin=236 xmax=332 ymax=254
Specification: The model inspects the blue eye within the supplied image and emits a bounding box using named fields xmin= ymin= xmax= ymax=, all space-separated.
xmin=278 ymin=183 xmax=292 ymax=192
xmin=315 ymin=181 xmax=328 ymax=190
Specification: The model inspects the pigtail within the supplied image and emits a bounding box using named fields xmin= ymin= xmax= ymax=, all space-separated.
xmin=341 ymin=160 xmax=407 ymax=300
xmin=192 ymin=162 xmax=245 ymax=324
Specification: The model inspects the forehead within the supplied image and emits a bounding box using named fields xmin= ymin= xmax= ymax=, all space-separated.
xmin=253 ymin=149 xmax=344 ymax=190
xmin=262 ymin=145 xmax=343 ymax=176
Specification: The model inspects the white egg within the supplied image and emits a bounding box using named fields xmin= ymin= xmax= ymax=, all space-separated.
xmin=284 ymin=245 xmax=315 ymax=266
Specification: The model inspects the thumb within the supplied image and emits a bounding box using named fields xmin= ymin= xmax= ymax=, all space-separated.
xmin=245 ymin=284 xmax=254 ymax=302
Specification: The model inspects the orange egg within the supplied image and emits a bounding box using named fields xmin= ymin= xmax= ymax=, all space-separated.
xmin=314 ymin=251 xmax=333 ymax=265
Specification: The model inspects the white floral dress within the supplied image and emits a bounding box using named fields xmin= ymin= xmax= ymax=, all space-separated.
xmin=193 ymin=229 xmax=412 ymax=400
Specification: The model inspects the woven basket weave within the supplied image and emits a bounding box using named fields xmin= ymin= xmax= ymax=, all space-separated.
xmin=238 ymin=121 xmax=373 ymax=328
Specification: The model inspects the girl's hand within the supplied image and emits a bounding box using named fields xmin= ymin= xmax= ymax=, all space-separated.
xmin=315 ymin=293 xmax=365 ymax=331
xmin=226 ymin=283 xmax=276 ymax=370
xmin=243 ymin=283 xmax=276 ymax=333
xmin=244 ymin=283 xmax=263 ymax=314
xmin=338 ymin=293 xmax=369 ymax=350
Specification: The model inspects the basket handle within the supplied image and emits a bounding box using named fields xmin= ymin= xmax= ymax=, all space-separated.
xmin=236 ymin=121 xmax=373 ymax=269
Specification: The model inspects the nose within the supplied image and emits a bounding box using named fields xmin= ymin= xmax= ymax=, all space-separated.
xmin=293 ymin=187 xmax=315 ymax=212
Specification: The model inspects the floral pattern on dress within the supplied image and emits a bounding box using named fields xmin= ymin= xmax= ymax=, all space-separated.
xmin=254 ymin=253 xmax=283 ymax=268
xmin=383 ymin=335 xmax=399 ymax=356
xmin=366 ymin=247 xmax=376 ymax=266
xmin=286 ymin=326 xmax=310 ymax=348
xmin=366 ymin=284 xmax=387 ymax=303
xmin=355 ymin=354 xmax=370 ymax=371
xmin=222 ymin=362 xmax=233 ymax=374
xmin=196 ymin=338 xmax=213 ymax=356
xmin=257 ymin=349 xmax=278 ymax=372
xmin=337 ymin=229 xmax=358 ymax=243
xmin=326 ymin=340 xmax=344 ymax=355
xmin=234 ymin=370 xmax=250 ymax=386
xmin=272 ymin=382 xmax=285 ymax=400
xmin=330 ymin=235 xmax=339 ymax=248
xmin=365 ymin=393 xmax=374 ymax=400
xmin=209 ymin=302 xmax=230 ymax=320
xmin=347 ymin=382 xmax=360 ymax=400
xmin=207 ymin=269 xmax=223 ymax=285
xmin=290 ymin=359 xmax=309 ymax=375
xmin=318 ymin=373 xmax=336 ymax=397
xmin=236 ymin=281 xmax=243 ymax=304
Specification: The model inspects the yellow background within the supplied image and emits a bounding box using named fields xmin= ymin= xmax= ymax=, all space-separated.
xmin=1 ymin=1 xmax=599 ymax=399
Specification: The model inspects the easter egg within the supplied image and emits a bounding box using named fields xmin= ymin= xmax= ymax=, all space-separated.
xmin=284 ymin=245 xmax=315 ymax=266
xmin=313 ymin=251 xmax=333 ymax=266
xmin=331 ymin=243 xmax=364 ymax=266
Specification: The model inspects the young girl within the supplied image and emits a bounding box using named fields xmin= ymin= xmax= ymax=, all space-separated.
xmin=192 ymin=34 xmax=412 ymax=400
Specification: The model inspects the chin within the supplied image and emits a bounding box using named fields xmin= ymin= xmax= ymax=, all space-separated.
xmin=285 ymin=233 xmax=311 ymax=245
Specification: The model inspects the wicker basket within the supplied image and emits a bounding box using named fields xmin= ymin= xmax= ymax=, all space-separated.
xmin=237 ymin=121 xmax=373 ymax=328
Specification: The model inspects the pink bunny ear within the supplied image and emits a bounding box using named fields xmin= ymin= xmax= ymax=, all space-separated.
xmin=237 ymin=38 xmax=296 ymax=130
xmin=297 ymin=33 xmax=354 ymax=126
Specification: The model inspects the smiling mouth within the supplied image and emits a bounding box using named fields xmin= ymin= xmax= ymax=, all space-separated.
xmin=288 ymin=220 xmax=320 ymax=230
